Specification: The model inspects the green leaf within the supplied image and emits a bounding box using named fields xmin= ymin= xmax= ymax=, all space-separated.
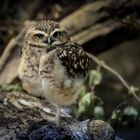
xmin=89 ymin=70 xmax=102 ymax=86
xmin=0 ymin=84 xmax=23 ymax=92
xmin=94 ymin=106 xmax=104 ymax=119
xmin=129 ymin=86 xmax=139 ymax=94
xmin=123 ymin=106 xmax=138 ymax=117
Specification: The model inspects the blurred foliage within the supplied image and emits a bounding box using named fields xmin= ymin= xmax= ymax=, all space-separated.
xmin=0 ymin=84 xmax=23 ymax=92
xmin=76 ymin=90 xmax=104 ymax=119
xmin=110 ymin=106 xmax=139 ymax=130
xmin=86 ymin=70 xmax=102 ymax=86
xmin=75 ymin=69 xmax=104 ymax=120
xmin=74 ymin=67 xmax=140 ymax=130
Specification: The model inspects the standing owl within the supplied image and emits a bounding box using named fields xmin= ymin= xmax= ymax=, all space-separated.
xmin=18 ymin=20 xmax=92 ymax=124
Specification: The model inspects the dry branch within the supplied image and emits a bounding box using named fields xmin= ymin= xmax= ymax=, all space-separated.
xmin=0 ymin=91 xmax=114 ymax=140
xmin=86 ymin=52 xmax=140 ymax=102
xmin=0 ymin=28 xmax=26 ymax=72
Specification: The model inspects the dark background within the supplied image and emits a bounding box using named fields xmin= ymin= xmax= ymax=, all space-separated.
xmin=0 ymin=0 xmax=140 ymax=139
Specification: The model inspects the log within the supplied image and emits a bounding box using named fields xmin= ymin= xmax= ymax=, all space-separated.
xmin=0 ymin=91 xmax=115 ymax=140
xmin=0 ymin=0 xmax=139 ymax=84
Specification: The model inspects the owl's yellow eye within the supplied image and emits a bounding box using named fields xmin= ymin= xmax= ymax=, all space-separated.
xmin=34 ymin=33 xmax=44 ymax=39
xmin=53 ymin=31 xmax=62 ymax=38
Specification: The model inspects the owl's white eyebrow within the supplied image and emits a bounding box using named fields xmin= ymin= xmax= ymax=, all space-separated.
xmin=33 ymin=30 xmax=47 ymax=35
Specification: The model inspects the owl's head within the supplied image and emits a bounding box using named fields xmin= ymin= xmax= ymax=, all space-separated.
xmin=24 ymin=20 xmax=70 ymax=50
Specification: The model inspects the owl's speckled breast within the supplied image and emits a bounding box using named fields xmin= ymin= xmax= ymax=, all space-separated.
xmin=18 ymin=46 xmax=45 ymax=97
xmin=22 ymin=79 xmax=44 ymax=97
xmin=41 ymin=77 xmax=83 ymax=106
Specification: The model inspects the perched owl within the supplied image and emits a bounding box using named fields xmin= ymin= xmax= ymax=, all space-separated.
xmin=18 ymin=20 xmax=92 ymax=124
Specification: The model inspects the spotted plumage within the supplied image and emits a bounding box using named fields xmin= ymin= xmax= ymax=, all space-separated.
xmin=18 ymin=20 xmax=92 ymax=125
xmin=57 ymin=42 xmax=91 ymax=77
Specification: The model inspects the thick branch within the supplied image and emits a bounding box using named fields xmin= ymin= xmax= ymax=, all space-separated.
xmin=0 ymin=91 xmax=114 ymax=140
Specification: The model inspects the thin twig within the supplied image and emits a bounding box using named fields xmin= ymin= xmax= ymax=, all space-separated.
xmin=112 ymin=98 xmax=130 ymax=114
xmin=86 ymin=52 xmax=140 ymax=102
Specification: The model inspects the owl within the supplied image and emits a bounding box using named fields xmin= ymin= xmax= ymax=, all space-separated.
xmin=18 ymin=20 xmax=92 ymax=124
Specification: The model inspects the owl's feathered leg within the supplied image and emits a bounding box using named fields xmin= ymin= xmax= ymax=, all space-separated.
xmin=39 ymin=51 xmax=62 ymax=125
xmin=55 ymin=105 xmax=61 ymax=125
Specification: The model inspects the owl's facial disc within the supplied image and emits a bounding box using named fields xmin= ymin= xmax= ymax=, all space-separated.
xmin=27 ymin=30 xmax=50 ymax=48
xmin=49 ymin=29 xmax=68 ymax=47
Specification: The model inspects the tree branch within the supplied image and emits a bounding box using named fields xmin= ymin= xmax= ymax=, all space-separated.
xmin=86 ymin=52 xmax=140 ymax=102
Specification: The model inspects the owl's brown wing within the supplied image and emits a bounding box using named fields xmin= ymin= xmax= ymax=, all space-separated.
xmin=56 ymin=42 xmax=92 ymax=78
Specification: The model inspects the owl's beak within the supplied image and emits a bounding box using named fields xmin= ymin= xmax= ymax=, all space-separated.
xmin=46 ymin=37 xmax=56 ymax=52
xmin=43 ymin=37 xmax=52 ymax=47
xmin=48 ymin=37 xmax=53 ymax=46
xmin=48 ymin=37 xmax=51 ymax=47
